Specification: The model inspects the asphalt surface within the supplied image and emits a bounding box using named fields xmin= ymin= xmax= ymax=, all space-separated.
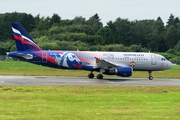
xmin=0 ymin=76 xmax=179 ymax=86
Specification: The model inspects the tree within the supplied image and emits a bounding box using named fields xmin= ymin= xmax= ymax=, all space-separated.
xmin=174 ymin=40 xmax=180 ymax=52
xmin=87 ymin=13 xmax=103 ymax=34
xmin=1 ymin=12 xmax=180 ymax=53
xmin=164 ymin=25 xmax=179 ymax=49
xmin=167 ymin=14 xmax=175 ymax=27
xmin=106 ymin=21 xmax=117 ymax=44
xmin=148 ymin=17 xmax=166 ymax=52
xmin=129 ymin=20 xmax=155 ymax=48
xmin=166 ymin=14 xmax=180 ymax=28
xmin=97 ymin=27 xmax=111 ymax=44
xmin=50 ymin=13 xmax=61 ymax=25
xmin=73 ymin=16 xmax=86 ymax=25
xmin=36 ymin=16 xmax=51 ymax=31
xmin=114 ymin=18 xmax=131 ymax=45
xmin=18 ymin=13 xmax=35 ymax=32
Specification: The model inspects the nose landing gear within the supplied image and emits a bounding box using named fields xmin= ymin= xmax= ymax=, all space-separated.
xmin=148 ymin=71 xmax=153 ymax=80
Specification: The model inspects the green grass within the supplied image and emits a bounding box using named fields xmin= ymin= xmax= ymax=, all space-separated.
xmin=0 ymin=86 xmax=180 ymax=120
xmin=0 ymin=61 xmax=180 ymax=119
xmin=0 ymin=61 xmax=179 ymax=78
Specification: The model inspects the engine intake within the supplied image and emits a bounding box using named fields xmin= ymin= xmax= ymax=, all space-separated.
xmin=116 ymin=66 xmax=132 ymax=77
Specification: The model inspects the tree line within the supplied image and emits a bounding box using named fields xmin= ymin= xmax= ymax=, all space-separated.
xmin=0 ymin=12 xmax=180 ymax=63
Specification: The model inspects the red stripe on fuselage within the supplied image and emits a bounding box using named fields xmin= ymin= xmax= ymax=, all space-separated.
xmin=34 ymin=51 xmax=58 ymax=65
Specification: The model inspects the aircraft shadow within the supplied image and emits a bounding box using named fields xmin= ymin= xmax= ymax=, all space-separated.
xmin=102 ymin=78 xmax=132 ymax=82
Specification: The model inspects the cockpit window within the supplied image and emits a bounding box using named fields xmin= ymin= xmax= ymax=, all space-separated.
xmin=161 ymin=58 xmax=166 ymax=61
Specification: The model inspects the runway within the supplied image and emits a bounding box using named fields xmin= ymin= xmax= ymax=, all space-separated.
xmin=0 ymin=76 xmax=179 ymax=86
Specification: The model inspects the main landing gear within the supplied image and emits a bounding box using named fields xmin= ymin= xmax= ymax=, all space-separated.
xmin=97 ymin=74 xmax=103 ymax=79
xmin=88 ymin=72 xmax=103 ymax=79
xmin=88 ymin=72 xmax=94 ymax=79
xmin=148 ymin=71 xmax=153 ymax=80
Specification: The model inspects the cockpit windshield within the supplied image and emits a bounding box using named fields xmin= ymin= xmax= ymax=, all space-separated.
xmin=161 ymin=58 xmax=166 ymax=61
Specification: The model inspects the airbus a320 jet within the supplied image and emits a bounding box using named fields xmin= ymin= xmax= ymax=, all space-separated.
xmin=7 ymin=22 xmax=173 ymax=80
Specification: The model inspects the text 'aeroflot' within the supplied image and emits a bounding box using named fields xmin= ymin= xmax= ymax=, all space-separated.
xmin=7 ymin=22 xmax=173 ymax=80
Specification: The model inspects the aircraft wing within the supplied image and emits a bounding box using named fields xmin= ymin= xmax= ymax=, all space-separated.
xmin=95 ymin=57 xmax=125 ymax=69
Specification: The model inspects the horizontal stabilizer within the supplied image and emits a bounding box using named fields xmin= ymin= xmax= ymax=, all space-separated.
xmin=17 ymin=53 xmax=33 ymax=60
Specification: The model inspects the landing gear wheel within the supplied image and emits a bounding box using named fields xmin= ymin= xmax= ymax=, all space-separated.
xmin=97 ymin=74 xmax=103 ymax=79
xmin=88 ymin=73 xmax=94 ymax=79
xmin=148 ymin=71 xmax=153 ymax=80
xmin=149 ymin=76 xmax=153 ymax=80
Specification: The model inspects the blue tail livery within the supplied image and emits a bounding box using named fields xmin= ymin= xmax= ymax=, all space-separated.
xmin=7 ymin=22 xmax=173 ymax=80
xmin=11 ymin=22 xmax=42 ymax=51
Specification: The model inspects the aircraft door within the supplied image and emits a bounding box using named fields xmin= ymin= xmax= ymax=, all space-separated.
xmin=42 ymin=52 xmax=47 ymax=63
xmin=151 ymin=55 xmax=156 ymax=65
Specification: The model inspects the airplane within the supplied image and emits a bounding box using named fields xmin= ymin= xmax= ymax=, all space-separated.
xmin=7 ymin=22 xmax=173 ymax=80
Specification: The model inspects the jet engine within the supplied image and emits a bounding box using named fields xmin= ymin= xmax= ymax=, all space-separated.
xmin=104 ymin=66 xmax=132 ymax=77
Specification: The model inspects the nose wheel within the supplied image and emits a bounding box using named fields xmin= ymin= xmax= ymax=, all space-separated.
xmin=148 ymin=71 xmax=153 ymax=80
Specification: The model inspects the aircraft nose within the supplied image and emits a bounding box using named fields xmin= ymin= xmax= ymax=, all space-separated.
xmin=167 ymin=61 xmax=173 ymax=69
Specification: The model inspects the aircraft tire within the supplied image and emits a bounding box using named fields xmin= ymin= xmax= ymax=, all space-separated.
xmin=149 ymin=76 xmax=153 ymax=80
xmin=97 ymin=74 xmax=103 ymax=79
xmin=88 ymin=73 xmax=94 ymax=78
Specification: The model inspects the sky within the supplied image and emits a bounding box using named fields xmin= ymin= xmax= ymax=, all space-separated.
xmin=1 ymin=0 xmax=180 ymax=25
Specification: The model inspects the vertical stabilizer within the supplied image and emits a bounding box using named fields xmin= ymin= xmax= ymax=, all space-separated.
xmin=11 ymin=22 xmax=42 ymax=51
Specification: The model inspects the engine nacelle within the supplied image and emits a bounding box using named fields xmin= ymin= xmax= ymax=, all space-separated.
xmin=103 ymin=66 xmax=132 ymax=77
xmin=116 ymin=66 xmax=132 ymax=77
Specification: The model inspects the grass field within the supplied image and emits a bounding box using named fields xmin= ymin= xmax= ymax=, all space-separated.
xmin=0 ymin=86 xmax=180 ymax=120
xmin=0 ymin=61 xmax=180 ymax=119
xmin=0 ymin=61 xmax=180 ymax=78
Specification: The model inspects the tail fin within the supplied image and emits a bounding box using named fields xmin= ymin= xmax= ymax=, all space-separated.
xmin=11 ymin=22 xmax=42 ymax=51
